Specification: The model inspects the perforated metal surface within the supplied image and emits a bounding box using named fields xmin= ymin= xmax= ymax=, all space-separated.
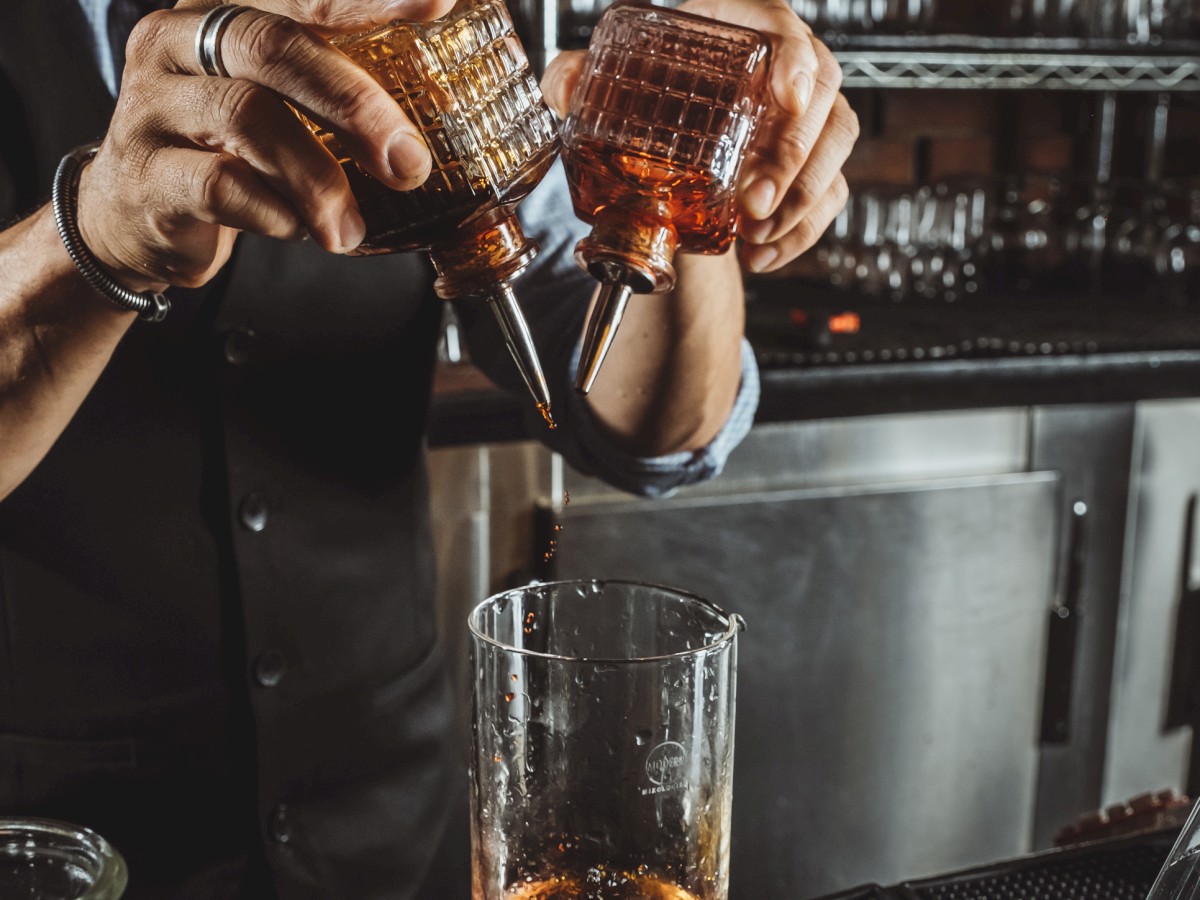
xmin=816 ymin=832 xmax=1174 ymax=900
xmin=911 ymin=841 xmax=1163 ymax=899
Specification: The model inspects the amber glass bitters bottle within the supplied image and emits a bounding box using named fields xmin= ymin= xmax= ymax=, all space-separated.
xmin=305 ymin=0 xmax=561 ymax=420
xmin=560 ymin=0 xmax=771 ymax=394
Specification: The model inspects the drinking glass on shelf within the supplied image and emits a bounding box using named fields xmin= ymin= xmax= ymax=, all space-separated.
xmin=469 ymin=580 xmax=745 ymax=900
xmin=1069 ymin=0 xmax=1193 ymax=40
xmin=809 ymin=180 xmax=994 ymax=303
xmin=1152 ymin=182 xmax=1200 ymax=307
xmin=791 ymin=0 xmax=939 ymax=33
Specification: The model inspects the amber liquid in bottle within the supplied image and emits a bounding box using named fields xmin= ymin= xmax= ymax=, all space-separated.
xmin=306 ymin=0 xmax=561 ymax=418
xmin=560 ymin=1 xmax=771 ymax=394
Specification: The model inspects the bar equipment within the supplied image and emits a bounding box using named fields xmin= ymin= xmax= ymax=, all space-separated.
xmin=0 ymin=818 xmax=127 ymax=899
xmin=468 ymin=579 xmax=744 ymax=899
xmin=1147 ymin=800 xmax=1200 ymax=899
xmin=559 ymin=1 xmax=771 ymax=393
xmin=305 ymin=0 xmax=561 ymax=420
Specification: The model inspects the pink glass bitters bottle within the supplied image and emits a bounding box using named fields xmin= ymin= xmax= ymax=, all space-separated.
xmin=305 ymin=0 xmax=561 ymax=424
xmin=560 ymin=0 xmax=772 ymax=394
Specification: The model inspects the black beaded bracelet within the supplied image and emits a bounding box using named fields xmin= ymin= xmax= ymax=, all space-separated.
xmin=51 ymin=142 xmax=170 ymax=323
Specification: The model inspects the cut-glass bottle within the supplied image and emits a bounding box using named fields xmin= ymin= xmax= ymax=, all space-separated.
xmin=307 ymin=0 xmax=561 ymax=419
xmin=560 ymin=0 xmax=771 ymax=393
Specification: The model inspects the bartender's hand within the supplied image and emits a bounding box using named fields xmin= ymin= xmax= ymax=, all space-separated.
xmin=76 ymin=0 xmax=452 ymax=293
xmin=541 ymin=0 xmax=859 ymax=275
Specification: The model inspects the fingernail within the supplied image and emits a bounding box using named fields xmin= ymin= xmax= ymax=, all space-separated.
xmin=794 ymin=71 xmax=815 ymax=111
xmin=339 ymin=207 xmax=366 ymax=253
xmin=743 ymin=218 xmax=774 ymax=245
xmin=745 ymin=178 xmax=776 ymax=220
xmin=388 ymin=131 xmax=430 ymax=184
xmin=748 ymin=244 xmax=779 ymax=273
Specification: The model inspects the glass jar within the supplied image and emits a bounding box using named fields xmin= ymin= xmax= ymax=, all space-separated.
xmin=0 ymin=818 xmax=127 ymax=899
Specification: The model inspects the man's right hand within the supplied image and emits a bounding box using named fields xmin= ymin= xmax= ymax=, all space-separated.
xmin=76 ymin=0 xmax=455 ymax=293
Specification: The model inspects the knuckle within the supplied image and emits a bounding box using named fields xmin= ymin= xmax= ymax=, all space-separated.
xmin=832 ymin=173 xmax=851 ymax=207
xmin=215 ymin=79 xmax=275 ymax=132
xmin=304 ymin=159 xmax=350 ymax=213
xmin=192 ymin=156 xmax=242 ymax=213
xmin=831 ymin=95 xmax=861 ymax=144
xmin=241 ymin=14 xmax=312 ymax=74
xmin=794 ymin=217 xmax=822 ymax=254
xmin=125 ymin=9 xmax=170 ymax=64
xmin=304 ymin=0 xmax=337 ymax=26
xmin=330 ymin=75 xmax=388 ymax=128
xmin=778 ymin=120 xmax=810 ymax=157
xmin=815 ymin=42 xmax=844 ymax=93
xmin=790 ymin=180 xmax=819 ymax=213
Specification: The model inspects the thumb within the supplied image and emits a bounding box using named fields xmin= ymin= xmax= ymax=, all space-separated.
xmin=540 ymin=50 xmax=587 ymax=119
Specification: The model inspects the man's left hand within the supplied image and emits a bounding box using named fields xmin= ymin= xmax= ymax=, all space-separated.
xmin=541 ymin=0 xmax=859 ymax=275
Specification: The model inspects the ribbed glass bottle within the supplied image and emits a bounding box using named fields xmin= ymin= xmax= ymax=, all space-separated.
xmin=560 ymin=0 xmax=771 ymax=393
xmin=306 ymin=0 xmax=562 ymax=418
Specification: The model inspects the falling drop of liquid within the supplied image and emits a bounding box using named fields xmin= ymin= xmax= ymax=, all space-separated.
xmin=635 ymin=729 xmax=651 ymax=746
xmin=511 ymin=673 xmax=519 ymax=682
xmin=537 ymin=402 xmax=557 ymax=431
xmin=504 ymin=692 xmax=515 ymax=702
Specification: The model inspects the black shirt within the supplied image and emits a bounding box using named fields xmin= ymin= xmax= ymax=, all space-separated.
xmin=0 ymin=1 xmax=495 ymax=896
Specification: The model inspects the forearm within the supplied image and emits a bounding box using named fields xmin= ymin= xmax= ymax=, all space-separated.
xmin=583 ymin=250 xmax=745 ymax=457
xmin=0 ymin=205 xmax=134 ymax=500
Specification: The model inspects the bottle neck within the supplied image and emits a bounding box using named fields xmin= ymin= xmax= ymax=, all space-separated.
xmin=427 ymin=207 xmax=539 ymax=300
xmin=574 ymin=203 xmax=679 ymax=294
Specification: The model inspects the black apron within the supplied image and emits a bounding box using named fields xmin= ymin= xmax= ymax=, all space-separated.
xmin=0 ymin=2 xmax=469 ymax=896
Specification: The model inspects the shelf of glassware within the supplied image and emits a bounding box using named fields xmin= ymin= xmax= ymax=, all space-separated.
xmin=830 ymin=35 xmax=1200 ymax=91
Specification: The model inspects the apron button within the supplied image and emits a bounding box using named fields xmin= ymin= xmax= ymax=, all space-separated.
xmin=223 ymin=329 xmax=256 ymax=366
xmin=254 ymin=651 xmax=287 ymax=688
xmin=268 ymin=803 xmax=292 ymax=844
xmin=238 ymin=494 xmax=269 ymax=532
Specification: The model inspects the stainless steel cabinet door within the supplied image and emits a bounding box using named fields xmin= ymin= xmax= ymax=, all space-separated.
xmin=544 ymin=472 xmax=1060 ymax=898
xmin=1105 ymin=399 xmax=1200 ymax=806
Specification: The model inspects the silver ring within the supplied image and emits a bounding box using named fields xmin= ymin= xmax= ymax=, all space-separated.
xmin=195 ymin=4 xmax=251 ymax=78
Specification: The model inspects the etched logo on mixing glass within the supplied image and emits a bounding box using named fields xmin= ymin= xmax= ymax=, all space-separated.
xmin=641 ymin=741 xmax=686 ymax=795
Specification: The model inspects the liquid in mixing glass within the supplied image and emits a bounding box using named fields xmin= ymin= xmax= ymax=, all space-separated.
xmin=504 ymin=866 xmax=709 ymax=899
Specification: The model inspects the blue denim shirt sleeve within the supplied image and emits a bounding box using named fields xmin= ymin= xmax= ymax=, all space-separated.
xmin=456 ymin=160 xmax=760 ymax=498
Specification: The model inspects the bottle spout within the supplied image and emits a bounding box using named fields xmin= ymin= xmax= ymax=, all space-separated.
xmin=484 ymin=286 xmax=553 ymax=421
xmin=575 ymin=280 xmax=634 ymax=396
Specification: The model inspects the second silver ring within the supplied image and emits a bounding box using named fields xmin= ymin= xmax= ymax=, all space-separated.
xmin=195 ymin=4 xmax=252 ymax=78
